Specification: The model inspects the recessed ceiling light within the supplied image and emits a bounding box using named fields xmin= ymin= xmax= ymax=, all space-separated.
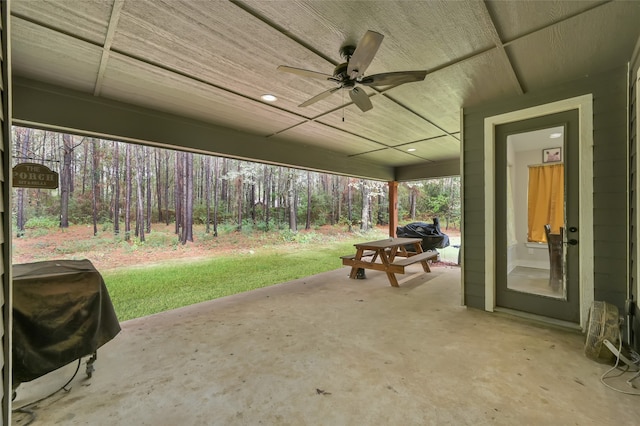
xmin=407 ymin=148 xmax=416 ymax=152
xmin=261 ymin=94 xmax=277 ymax=102
xmin=550 ymin=132 xmax=562 ymax=138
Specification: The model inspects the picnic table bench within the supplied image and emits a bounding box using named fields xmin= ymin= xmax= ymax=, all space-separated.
xmin=341 ymin=237 xmax=438 ymax=287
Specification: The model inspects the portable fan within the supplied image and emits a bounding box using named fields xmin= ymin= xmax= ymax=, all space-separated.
xmin=584 ymin=300 xmax=621 ymax=363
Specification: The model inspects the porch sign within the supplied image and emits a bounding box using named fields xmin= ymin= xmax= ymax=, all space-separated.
xmin=12 ymin=162 xmax=59 ymax=189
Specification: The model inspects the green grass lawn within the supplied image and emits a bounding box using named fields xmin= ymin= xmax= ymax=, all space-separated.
xmin=102 ymin=239 xmax=369 ymax=321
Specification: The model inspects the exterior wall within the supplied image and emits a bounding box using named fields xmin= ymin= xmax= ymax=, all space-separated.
xmin=631 ymin=38 xmax=640 ymax=351
xmin=1 ymin=1 xmax=10 ymax=422
xmin=462 ymin=66 xmax=629 ymax=315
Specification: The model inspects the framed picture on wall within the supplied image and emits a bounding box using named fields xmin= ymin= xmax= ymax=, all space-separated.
xmin=543 ymin=147 xmax=562 ymax=163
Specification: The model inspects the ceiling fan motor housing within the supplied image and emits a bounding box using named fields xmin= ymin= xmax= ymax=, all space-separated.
xmin=333 ymin=62 xmax=349 ymax=80
xmin=339 ymin=44 xmax=356 ymax=60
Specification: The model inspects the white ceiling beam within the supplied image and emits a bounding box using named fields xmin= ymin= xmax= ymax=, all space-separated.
xmin=94 ymin=0 xmax=125 ymax=96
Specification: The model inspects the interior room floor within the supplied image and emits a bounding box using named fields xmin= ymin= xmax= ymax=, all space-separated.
xmin=12 ymin=264 xmax=640 ymax=425
xmin=508 ymin=266 xmax=563 ymax=298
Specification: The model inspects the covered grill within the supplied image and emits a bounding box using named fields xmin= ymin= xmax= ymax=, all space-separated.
xmin=396 ymin=218 xmax=450 ymax=252
xmin=12 ymin=259 xmax=121 ymax=388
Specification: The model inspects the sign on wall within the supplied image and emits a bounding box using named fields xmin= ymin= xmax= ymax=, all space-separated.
xmin=12 ymin=162 xmax=59 ymax=189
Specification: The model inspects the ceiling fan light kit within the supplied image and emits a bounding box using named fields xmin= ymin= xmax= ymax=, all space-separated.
xmin=278 ymin=30 xmax=427 ymax=112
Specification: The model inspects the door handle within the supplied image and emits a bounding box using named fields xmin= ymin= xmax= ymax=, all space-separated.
xmin=567 ymin=239 xmax=578 ymax=246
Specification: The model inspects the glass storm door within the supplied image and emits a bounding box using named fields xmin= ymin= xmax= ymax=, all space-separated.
xmin=495 ymin=110 xmax=580 ymax=323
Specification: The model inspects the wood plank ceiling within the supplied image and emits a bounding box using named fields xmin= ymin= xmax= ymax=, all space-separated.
xmin=8 ymin=0 xmax=640 ymax=180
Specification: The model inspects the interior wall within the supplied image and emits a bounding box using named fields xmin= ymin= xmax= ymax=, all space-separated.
xmin=506 ymin=145 xmax=516 ymax=273
xmin=462 ymin=66 xmax=629 ymax=314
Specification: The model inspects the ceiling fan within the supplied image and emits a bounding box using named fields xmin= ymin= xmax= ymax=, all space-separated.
xmin=278 ymin=30 xmax=427 ymax=112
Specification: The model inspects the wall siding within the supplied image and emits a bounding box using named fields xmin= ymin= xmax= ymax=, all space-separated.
xmin=462 ymin=66 xmax=629 ymax=315
xmin=1 ymin=1 xmax=9 ymax=422
xmin=631 ymin=37 xmax=640 ymax=351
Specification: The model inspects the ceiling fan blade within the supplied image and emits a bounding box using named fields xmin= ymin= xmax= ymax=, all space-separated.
xmin=360 ymin=70 xmax=427 ymax=87
xmin=299 ymin=86 xmax=341 ymax=107
xmin=349 ymin=87 xmax=373 ymax=112
xmin=347 ymin=30 xmax=384 ymax=79
xmin=277 ymin=65 xmax=333 ymax=81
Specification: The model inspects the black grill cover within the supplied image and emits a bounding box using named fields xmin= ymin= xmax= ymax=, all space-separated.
xmin=396 ymin=218 xmax=450 ymax=251
xmin=12 ymin=259 xmax=121 ymax=384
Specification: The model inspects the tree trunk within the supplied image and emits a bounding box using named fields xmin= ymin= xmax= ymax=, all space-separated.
xmin=60 ymin=134 xmax=74 ymax=229
xmin=81 ymin=142 xmax=89 ymax=194
xmin=447 ymin=177 xmax=456 ymax=230
xmin=213 ymin=157 xmax=219 ymax=237
xmin=91 ymin=139 xmax=99 ymax=236
xmin=205 ymin=156 xmax=211 ymax=233
xmin=15 ymin=186 xmax=25 ymax=235
xmin=336 ymin=176 xmax=343 ymax=225
xmin=410 ymin=187 xmax=417 ymax=220
xmin=288 ymin=170 xmax=297 ymax=232
xmin=164 ymin=151 xmax=170 ymax=226
xmin=183 ymin=152 xmax=194 ymax=243
xmin=221 ymin=158 xmax=229 ymax=214
xmin=264 ymin=166 xmax=271 ymax=231
xmin=155 ymin=149 xmax=164 ymax=223
xmin=236 ymin=162 xmax=243 ymax=231
xmin=113 ymin=141 xmax=120 ymax=235
xmin=135 ymin=145 xmax=145 ymax=242
xmin=360 ymin=180 xmax=370 ymax=231
xmin=175 ymin=152 xmax=183 ymax=236
xmin=377 ymin=194 xmax=385 ymax=225
xmin=275 ymin=168 xmax=282 ymax=229
xmin=15 ymin=128 xmax=30 ymax=236
xmin=250 ymin=182 xmax=256 ymax=225
xmin=347 ymin=180 xmax=353 ymax=232
xmin=15 ymin=129 xmax=29 ymax=235
xmin=124 ymin=143 xmax=132 ymax=241
xmin=146 ymin=147 xmax=152 ymax=233
xmin=330 ymin=175 xmax=336 ymax=226
xmin=305 ymin=171 xmax=311 ymax=230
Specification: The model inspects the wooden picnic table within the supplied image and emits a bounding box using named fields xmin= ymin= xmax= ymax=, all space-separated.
xmin=340 ymin=237 xmax=438 ymax=287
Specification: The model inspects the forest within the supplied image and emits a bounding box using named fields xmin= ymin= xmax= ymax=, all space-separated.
xmin=12 ymin=127 xmax=461 ymax=243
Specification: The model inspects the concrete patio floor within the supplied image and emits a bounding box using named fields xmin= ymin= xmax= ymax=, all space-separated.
xmin=11 ymin=263 xmax=640 ymax=425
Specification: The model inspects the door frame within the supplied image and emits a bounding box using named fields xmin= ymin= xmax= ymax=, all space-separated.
xmin=483 ymin=95 xmax=594 ymax=330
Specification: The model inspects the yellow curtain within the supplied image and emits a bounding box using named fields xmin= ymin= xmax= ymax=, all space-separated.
xmin=527 ymin=164 xmax=564 ymax=242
